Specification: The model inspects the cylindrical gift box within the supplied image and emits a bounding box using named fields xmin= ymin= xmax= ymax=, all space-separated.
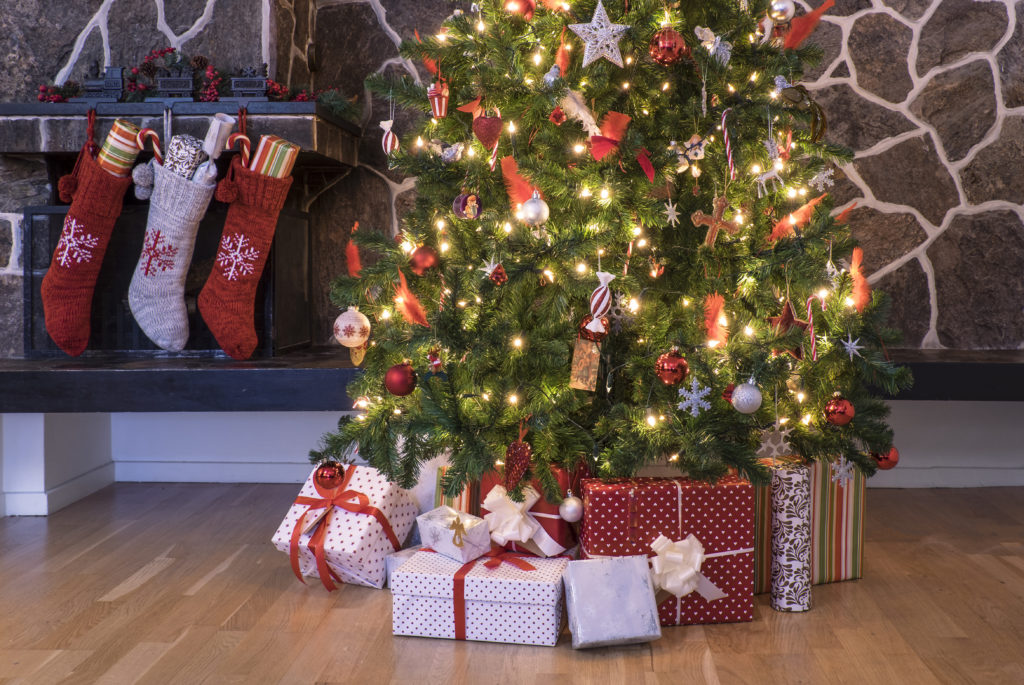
xmin=203 ymin=112 xmax=236 ymax=160
xmin=97 ymin=119 xmax=142 ymax=177
xmin=164 ymin=135 xmax=207 ymax=179
xmin=770 ymin=460 xmax=812 ymax=612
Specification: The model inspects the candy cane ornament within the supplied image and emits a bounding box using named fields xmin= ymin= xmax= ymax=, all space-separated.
xmin=721 ymin=108 xmax=735 ymax=182
xmin=585 ymin=271 xmax=616 ymax=334
xmin=136 ymin=128 xmax=163 ymax=165
xmin=806 ymin=294 xmax=827 ymax=361
xmin=226 ymin=132 xmax=251 ymax=166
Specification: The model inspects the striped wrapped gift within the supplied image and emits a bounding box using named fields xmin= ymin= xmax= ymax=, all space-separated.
xmin=434 ymin=465 xmax=479 ymax=513
xmin=97 ymin=119 xmax=142 ymax=177
xmin=248 ymin=135 xmax=300 ymax=179
xmin=754 ymin=457 xmax=865 ymax=593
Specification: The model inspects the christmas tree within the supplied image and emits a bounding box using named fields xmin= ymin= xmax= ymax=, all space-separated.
xmin=312 ymin=0 xmax=911 ymax=502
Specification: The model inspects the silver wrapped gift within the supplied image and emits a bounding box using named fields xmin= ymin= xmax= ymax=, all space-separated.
xmin=416 ymin=506 xmax=491 ymax=563
xmin=564 ymin=556 xmax=662 ymax=649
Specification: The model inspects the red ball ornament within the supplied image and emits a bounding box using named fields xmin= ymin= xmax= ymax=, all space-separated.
xmin=824 ymin=394 xmax=855 ymax=426
xmin=384 ymin=362 xmax=417 ymax=396
xmin=872 ymin=446 xmax=899 ymax=470
xmin=314 ymin=461 xmax=344 ymax=490
xmin=579 ymin=314 xmax=609 ymax=343
xmin=649 ymin=27 xmax=691 ymax=66
xmin=655 ymin=349 xmax=689 ymax=386
xmin=410 ymin=246 xmax=439 ymax=276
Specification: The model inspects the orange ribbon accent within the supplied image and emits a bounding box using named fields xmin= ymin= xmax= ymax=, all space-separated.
xmin=288 ymin=464 xmax=401 ymax=591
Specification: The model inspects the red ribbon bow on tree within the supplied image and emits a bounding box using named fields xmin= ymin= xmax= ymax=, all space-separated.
xmin=589 ymin=112 xmax=655 ymax=182
xmin=289 ymin=464 xmax=401 ymax=591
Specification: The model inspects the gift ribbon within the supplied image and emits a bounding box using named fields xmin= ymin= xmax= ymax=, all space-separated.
xmin=288 ymin=464 xmax=401 ymax=591
xmin=425 ymin=546 xmax=538 ymax=640
xmin=482 ymin=484 xmax=568 ymax=556
xmin=651 ymin=533 xmax=755 ymax=623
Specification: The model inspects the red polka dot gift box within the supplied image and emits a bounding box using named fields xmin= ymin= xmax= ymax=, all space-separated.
xmin=272 ymin=464 xmax=418 ymax=591
xmin=391 ymin=548 xmax=569 ymax=646
xmin=580 ymin=475 xmax=755 ymax=626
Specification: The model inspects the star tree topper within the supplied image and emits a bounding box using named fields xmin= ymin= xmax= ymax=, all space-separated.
xmin=568 ymin=0 xmax=630 ymax=68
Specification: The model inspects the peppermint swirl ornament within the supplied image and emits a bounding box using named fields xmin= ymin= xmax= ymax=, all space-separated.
xmin=585 ymin=271 xmax=616 ymax=334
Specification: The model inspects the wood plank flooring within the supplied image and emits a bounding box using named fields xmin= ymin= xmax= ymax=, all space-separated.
xmin=1 ymin=484 xmax=1023 ymax=684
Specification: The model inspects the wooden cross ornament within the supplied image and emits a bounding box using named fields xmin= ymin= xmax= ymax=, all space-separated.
xmin=691 ymin=196 xmax=740 ymax=247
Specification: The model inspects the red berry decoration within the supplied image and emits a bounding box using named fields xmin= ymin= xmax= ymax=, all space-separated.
xmin=384 ymin=362 xmax=417 ymax=396
xmin=824 ymin=394 xmax=855 ymax=426
xmin=649 ymin=27 xmax=691 ymax=66
xmin=655 ymin=348 xmax=689 ymax=386
xmin=410 ymin=245 xmax=439 ymax=276
xmin=489 ymin=263 xmax=508 ymax=285
xmin=579 ymin=314 xmax=609 ymax=343
xmin=872 ymin=446 xmax=899 ymax=470
xmin=313 ymin=461 xmax=344 ymax=490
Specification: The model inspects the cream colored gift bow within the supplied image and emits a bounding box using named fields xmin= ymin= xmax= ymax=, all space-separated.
xmin=482 ymin=484 xmax=568 ymax=557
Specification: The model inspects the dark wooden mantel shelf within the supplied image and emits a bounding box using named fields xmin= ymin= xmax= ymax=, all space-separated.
xmin=890 ymin=350 xmax=1024 ymax=402
xmin=0 ymin=349 xmax=360 ymax=413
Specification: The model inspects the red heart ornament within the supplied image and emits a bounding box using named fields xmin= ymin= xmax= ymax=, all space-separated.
xmin=473 ymin=115 xmax=503 ymax=151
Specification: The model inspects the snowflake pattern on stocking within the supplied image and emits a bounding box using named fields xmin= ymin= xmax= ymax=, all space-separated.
xmin=55 ymin=216 xmax=99 ymax=267
xmin=216 ymin=233 xmax=259 ymax=281
xmin=138 ymin=229 xmax=179 ymax=276
xmin=677 ymin=378 xmax=712 ymax=417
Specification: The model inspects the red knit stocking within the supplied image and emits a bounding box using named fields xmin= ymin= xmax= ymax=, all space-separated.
xmin=40 ymin=145 xmax=132 ymax=356
xmin=198 ymin=156 xmax=292 ymax=359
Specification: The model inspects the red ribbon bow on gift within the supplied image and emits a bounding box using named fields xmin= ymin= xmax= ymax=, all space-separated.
xmin=289 ymin=464 xmax=401 ymax=591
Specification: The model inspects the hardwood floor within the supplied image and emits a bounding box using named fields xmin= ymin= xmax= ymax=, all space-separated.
xmin=1 ymin=484 xmax=1023 ymax=684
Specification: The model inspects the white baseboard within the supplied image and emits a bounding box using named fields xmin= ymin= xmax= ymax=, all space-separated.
xmin=868 ymin=466 xmax=1024 ymax=488
xmin=5 ymin=462 xmax=115 ymax=516
xmin=115 ymin=460 xmax=313 ymax=483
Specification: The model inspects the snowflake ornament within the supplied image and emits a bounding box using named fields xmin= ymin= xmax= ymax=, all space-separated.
xmin=663 ymin=199 xmax=680 ymax=227
xmin=831 ymin=455 xmax=855 ymax=487
xmin=54 ymin=216 xmax=99 ymax=267
xmin=568 ymin=0 xmax=630 ymax=68
xmin=757 ymin=422 xmax=794 ymax=459
xmin=607 ymin=292 xmax=634 ymax=333
xmin=677 ymin=378 xmax=712 ymax=417
xmin=138 ymin=229 xmax=178 ymax=276
xmin=842 ymin=332 xmax=864 ymax=361
xmin=216 ymin=233 xmax=260 ymax=281
xmin=809 ymin=167 xmax=835 ymax=193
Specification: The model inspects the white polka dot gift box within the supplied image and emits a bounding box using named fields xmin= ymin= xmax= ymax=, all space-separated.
xmin=391 ymin=549 xmax=569 ymax=646
xmin=580 ymin=475 xmax=755 ymax=626
xmin=271 ymin=464 xmax=418 ymax=591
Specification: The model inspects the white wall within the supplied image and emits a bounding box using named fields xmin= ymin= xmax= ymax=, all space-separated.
xmin=110 ymin=411 xmax=348 ymax=483
xmin=869 ymin=401 xmax=1024 ymax=488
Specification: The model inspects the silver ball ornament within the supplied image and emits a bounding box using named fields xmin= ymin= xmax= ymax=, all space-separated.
xmin=333 ymin=306 xmax=371 ymax=348
xmin=558 ymin=492 xmax=583 ymax=523
xmin=520 ymin=190 xmax=550 ymax=226
xmin=731 ymin=380 xmax=763 ymax=415
xmin=768 ymin=0 xmax=797 ymax=24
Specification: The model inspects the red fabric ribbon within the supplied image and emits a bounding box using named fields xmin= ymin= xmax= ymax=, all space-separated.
xmin=288 ymin=464 xmax=401 ymax=591
xmin=636 ymin=148 xmax=655 ymax=182
xmin=590 ymin=111 xmax=631 ymax=161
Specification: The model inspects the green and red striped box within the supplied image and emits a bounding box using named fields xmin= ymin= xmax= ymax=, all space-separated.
xmin=754 ymin=457 xmax=865 ymax=593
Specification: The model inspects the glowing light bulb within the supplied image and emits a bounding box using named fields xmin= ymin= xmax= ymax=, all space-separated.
xmin=440 ymin=241 xmax=450 ymax=253
xmin=625 ymin=56 xmax=633 ymax=65
xmin=481 ymin=392 xmax=490 ymax=401
xmin=393 ymin=408 xmax=402 ymax=415
xmin=718 ymin=315 xmax=728 ymax=327
xmin=508 ymin=121 xmax=516 ymax=134
xmin=799 ymin=187 xmax=808 ymax=196
xmin=750 ymin=72 xmax=759 ymax=82
xmin=380 ymin=309 xmax=391 ymax=320
xmin=751 ymin=164 xmax=762 ymax=174
xmin=573 ymin=143 xmax=586 ymax=154
xmin=512 ymin=337 xmax=523 ymax=348
xmin=632 ymin=226 xmax=642 ymax=236
xmin=682 ymin=298 xmax=691 ymax=307
xmin=787 ymin=187 xmax=797 ymax=199
xmin=436 ymin=32 xmax=447 ymax=42
xmin=416 ymin=136 xmax=424 ymax=148
xmin=543 ymin=269 xmax=555 ymax=282
xmin=621 ymin=81 xmax=630 ymax=90
xmin=707 ymin=339 xmax=720 ymax=349
xmin=802 ymin=413 xmax=813 ymax=425
xmin=457 ymin=300 xmax=467 ymax=308
xmin=576 ymin=262 xmax=587 ymax=274
xmin=775 ymin=159 xmax=785 ymax=171
xmin=394 ymin=296 xmax=404 ymax=305
xmin=475 ymin=295 xmax=482 ymax=303
xmin=436 ymin=219 xmax=446 ymax=230
xmin=797 ymin=392 xmax=806 ymax=403
xmin=533 ymin=52 xmax=542 ymax=65
xmin=466 ymin=146 xmax=476 ymax=157
xmin=600 ymin=187 xmax=610 ymax=199
xmin=597 ymin=248 xmax=605 ymax=256
xmin=477 ymin=20 xmax=485 ymax=32
xmin=778 ymin=416 xmax=790 ymax=424
xmin=727 ymin=83 xmax=736 ymax=93
xmin=744 ymin=325 xmax=754 ymax=337
xmin=669 ymin=453 xmax=679 ymax=462
xmin=508 ymin=394 xmax=518 ymax=405
xmin=845 ymin=296 xmax=856 ymax=308
xmin=637 ymin=238 xmax=648 ymax=248
xmin=662 ymin=82 xmax=670 ymax=91
xmin=400 ymin=240 xmax=415 ymax=253
xmin=628 ymin=298 xmax=640 ymax=313
xmin=580 ymin=187 xmax=592 ymax=198
xmin=818 ymin=288 xmax=829 ymax=299
xmin=642 ymin=108 xmax=649 ymax=115
xmin=503 ymin=222 xmax=513 ymax=233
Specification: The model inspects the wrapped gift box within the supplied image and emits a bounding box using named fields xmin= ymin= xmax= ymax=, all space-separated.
xmin=769 ymin=461 xmax=812 ymax=612
xmin=272 ymin=464 xmax=418 ymax=590
xmin=391 ymin=549 xmax=568 ymax=646
xmin=564 ymin=556 xmax=661 ymax=649
xmin=386 ymin=545 xmax=421 ymax=588
xmin=754 ymin=458 xmax=865 ymax=593
xmin=479 ymin=468 xmax=575 ymax=557
xmin=416 ymin=506 xmax=491 ymax=563
xmin=581 ymin=475 xmax=754 ymax=625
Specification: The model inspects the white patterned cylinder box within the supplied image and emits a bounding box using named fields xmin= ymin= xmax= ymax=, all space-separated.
xmin=770 ymin=461 xmax=812 ymax=612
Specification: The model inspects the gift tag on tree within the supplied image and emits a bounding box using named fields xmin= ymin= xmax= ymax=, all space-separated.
xmin=570 ymin=338 xmax=601 ymax=391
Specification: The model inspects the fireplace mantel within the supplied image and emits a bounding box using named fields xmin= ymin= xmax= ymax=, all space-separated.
xmin=0 ymin=101 xmax=359 ymax=169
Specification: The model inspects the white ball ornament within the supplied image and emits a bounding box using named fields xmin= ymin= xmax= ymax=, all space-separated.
xmin=768 ymin=0 xmax=797 ymax=24
xmin=332 ymin=306 xmax=371 ymax=348
xmin=731 ymin=379 xmax=763 ymax=415
xmin=558 ymin=491 xmax=584 ymax=523
xmin=520 ymin=190 xmax=550 ymax=226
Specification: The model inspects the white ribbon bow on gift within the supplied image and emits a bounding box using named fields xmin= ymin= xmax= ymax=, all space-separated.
xmin=483 ymin=484 xmax=541 ymax=546
xmin=649 ymin=534 xmax=729 ymax=602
